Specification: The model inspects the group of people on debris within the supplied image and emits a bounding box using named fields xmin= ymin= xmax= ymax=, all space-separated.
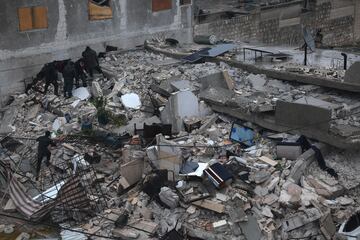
xmin=26 ymin=46 xmax=103 ymax=98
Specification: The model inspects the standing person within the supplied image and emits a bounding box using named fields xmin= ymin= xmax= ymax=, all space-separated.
xmin=82 ymin=46 xmax=103 ymax=77
xmin=75 ymin=58 xmax=87 ymax=88
xmin=36 ymin=131 xmax=56 ymax=181
xmin=27 ymin=62 xmax=59 ymax=95
xmin=62 ymin=61 xmax=76 ymax=98
xmin=44 ymin=62 xmax=59 ymax=96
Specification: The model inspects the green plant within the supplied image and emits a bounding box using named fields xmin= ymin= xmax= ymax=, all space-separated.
xmin=91 ymin=97 xmax=127 ymax=126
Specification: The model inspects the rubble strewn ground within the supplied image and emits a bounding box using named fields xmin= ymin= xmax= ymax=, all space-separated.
xmin=1 ymin=43 xmax=360 ymax=239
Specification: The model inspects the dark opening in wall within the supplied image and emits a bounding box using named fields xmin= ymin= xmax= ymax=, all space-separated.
xmin=92 ymin=0 xmax=111 ymax=6
xmin=88 ymin=0 xmax=112 ymax=20
xmin=152 ymin=0 xmax=172 ymax=12
xmin=180 ymin=0 xmax=191 ymax=5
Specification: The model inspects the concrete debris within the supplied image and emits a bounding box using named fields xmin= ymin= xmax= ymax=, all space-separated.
xmin=159 ymin=187 xmax=179 ymax=209
xmin=2 ymin=45 xmax=360 ymax=240
xmin=91 ymin=81 xmax=103 ymax=98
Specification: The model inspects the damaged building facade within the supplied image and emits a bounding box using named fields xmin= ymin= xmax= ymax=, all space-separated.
xmin=0 ymin=0 xmax=193 ymax=106
xmin=2 ymin=0 xmax=360 ymax=240
xmin=195 ymin=0 xmax=360 ymax=46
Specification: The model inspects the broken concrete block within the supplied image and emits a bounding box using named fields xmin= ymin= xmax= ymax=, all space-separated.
xmin=275 ymin=100 xmax=332 ymax=131
xmin=107 ymin=80 xmax=125 ymax=99
xmin=239 ymin=215 xmax=262 ymax=240
xmin=252 ymin=170 xmax=271 ymax=184
xmin=170 ymin=80 xmax=192 ymax=91
xmin=320 ymin=212 xmax=336 ymax=240
xmin=130 ymin=220 xmax=158 ymax=234
xmin=200 ymin=72 xmax=231 ymax=90
xmin=307 ymin=177 xmax=344 ymax=199
xmin=113 ymin=228 xmax=139 ymax=239
xmin=279 ymin=182 xmax=302 ymax=207
xmin=26 ymin=104 xmax=41 ymax=120
xmin=276 ymin=144 xmax=302 ymax=160
xmin=212 ymin=220 xmax=228 ymax=232
xmin=344 ymin=61 xmax=360 ymax=84
xmin=193 ymin=199 xmax=225 ymax=213
xmin=247 ymin=74 xmax=267 ymax=91
xmin=0 ymin=106 xmax=18 ymax=134
xmin=262 ymin=206 xmax=274 ymax=218
xmin=258 ymin=156 xmax=278 ymax=166
xmin=120 ymin=158 xmax=144 ymax=186
xmin=159 ymin=187 xmax=179 ymax=209
xmin=121 ymin=93 xmax=141 ymax=110
xmin=91 ymin=81 xmax=103 ymax=98
xmin=282 ymin=215 xmax=305 ymax=232
xmin=160 ymin=90 xmax=201 ymax=133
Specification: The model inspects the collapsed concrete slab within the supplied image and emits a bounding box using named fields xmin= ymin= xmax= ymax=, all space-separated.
xmin=199 ymin=72 xmax=233 ymax=90
xmin=275 ymin=101 xmax=332 ymax=131
xmin=0 ymin=106 xmax=18 ymax=134
xmin=345 ymin=61 xmax=360 ymax=85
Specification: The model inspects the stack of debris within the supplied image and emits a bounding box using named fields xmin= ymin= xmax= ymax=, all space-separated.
xmin=1 ymin=45 xmax=360 ymax=240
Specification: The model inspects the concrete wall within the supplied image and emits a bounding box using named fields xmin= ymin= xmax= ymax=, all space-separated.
xmin=0 ymin=0 xmax=193 ymax=106
xmin=354 ymin=0 xmax=360 ymax=42
xmin=195 ymin=0 xmax=355 ymax=47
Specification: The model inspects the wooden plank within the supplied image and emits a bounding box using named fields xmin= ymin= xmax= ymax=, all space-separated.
xmin=222 ymin=71 xmax=235 ymax=90
xmin=192 ymin=199 xmax=225 ymax=213
xmin=18 ymin=7 xmax=33 ymax=31
xmin=258 ymin=156 xmax=278 ymax=166
xmin=152 ymin=0 xmax=172 ymax=12
xmin=89 ymin=1 xmax=113 ymax=20
xmin=33 ymin=6 xmax=48 ymax=29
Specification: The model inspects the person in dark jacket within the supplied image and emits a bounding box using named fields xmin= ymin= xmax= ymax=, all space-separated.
xmin=75 ymin=58 xmax=87 ymax=88
xmin=36 ymin=131 xmax=56 ymax=180
xmin=27 ymin=62 xmax=59 ymax=96
xmin=82 ymin=46 xmax=103 ymax=77
xmin=62 ymin=61 xmax=76 ymax=98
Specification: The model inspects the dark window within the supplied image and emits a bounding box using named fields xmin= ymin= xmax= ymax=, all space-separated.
xmin=88 ymin=0 xmax=112 ymax=20
xmin=180 ymin=0 xmax=191 ymax=5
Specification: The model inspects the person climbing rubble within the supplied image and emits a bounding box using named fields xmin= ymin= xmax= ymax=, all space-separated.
xmin=82 ymin=46 xmax=103 ymax=78
xmin=62 ymin=61 xmax=76 ymax=98
xmin=75 ymin=58 xmax=88 ymax=88
xmin=35 ymin=131 xmax=56 ymax=181
xmin=26 ymin=62 xmax=59 ymax=96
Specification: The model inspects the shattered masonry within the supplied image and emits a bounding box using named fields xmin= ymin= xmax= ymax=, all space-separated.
xmin=1 ymin=38 xmax=360 ymax=240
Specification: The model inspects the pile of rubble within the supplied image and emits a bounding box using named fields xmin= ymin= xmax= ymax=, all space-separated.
xmin=1 ymin=47 xmax=360 ymax=240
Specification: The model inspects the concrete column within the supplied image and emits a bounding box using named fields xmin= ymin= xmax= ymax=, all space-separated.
xmin=354 ymin=0 xmax=360 ymax=42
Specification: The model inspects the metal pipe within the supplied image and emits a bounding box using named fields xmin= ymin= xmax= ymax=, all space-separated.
xmin=341 ymin=53 xmax=348 ymax=70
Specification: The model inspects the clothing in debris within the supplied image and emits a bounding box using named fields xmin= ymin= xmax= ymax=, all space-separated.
xmin=75 ymin=58 xmax=87 ymax=87
xmin=36 ymin=131 xmax=56 ymax=180
xmin=297 ymin=135 xmax=338 ymax=179
xmin=82 ymin=46 xmax=103 ymax=77
xmin=62 ymin=61 xmax=76 ymax=98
